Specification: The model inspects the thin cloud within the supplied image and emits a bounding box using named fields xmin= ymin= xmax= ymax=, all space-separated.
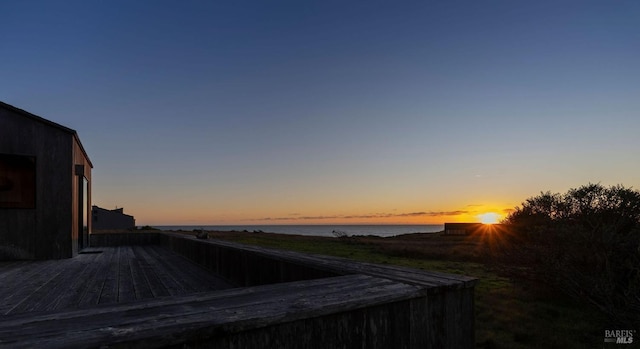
xmin=253 ymin=210 xmax=468 ymax=221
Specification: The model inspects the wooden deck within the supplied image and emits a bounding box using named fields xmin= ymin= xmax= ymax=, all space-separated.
xmin=0 ymin=245 xmax=234 ymax=316
xmin=0 ymin=233 xmax=477 ymax=348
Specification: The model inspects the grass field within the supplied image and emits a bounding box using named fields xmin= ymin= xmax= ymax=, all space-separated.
xmin=195 ymin=230 xmax=611 ymax=349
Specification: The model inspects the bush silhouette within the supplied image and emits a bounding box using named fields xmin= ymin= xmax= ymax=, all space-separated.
xmin=502 ymin=183 xmax=640 ymax=328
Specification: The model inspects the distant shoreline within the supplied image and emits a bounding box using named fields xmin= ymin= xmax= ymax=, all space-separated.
xmin=151 ymin=224 xmax=444 ymax=238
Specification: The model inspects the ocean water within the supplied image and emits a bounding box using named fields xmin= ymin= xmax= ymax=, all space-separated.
xmin=153 ymin=225 xmax=444 ymax=238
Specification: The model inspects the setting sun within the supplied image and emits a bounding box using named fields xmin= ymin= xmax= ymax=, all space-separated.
xmin=478 ymin=212 xmax=500 ymax=224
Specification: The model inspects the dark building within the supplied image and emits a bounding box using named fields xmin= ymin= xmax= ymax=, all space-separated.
xmin=92 ymin=206 xmax=136 ymax=230
xmin=444 ymin=222 xmax=484 ymax=235
xmin=0 ymin=101 xmax=92 ymax=260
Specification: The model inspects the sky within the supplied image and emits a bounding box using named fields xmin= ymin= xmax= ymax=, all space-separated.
xmin=1 ymin=1 xmax=639 ymax=225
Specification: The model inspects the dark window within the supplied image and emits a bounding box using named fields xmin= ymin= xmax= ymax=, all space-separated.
xmin=0 ymin=154 xmax=36 ymax=209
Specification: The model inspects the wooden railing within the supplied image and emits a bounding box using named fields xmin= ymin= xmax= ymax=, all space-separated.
xmin=60 ymin=231 xmax=479 ymax=348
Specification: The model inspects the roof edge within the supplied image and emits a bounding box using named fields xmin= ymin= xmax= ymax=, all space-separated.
xmin=73 ymin=132 xmax=94 ymax=168
xmin=1 ymin=100 xmax=93 ymax=168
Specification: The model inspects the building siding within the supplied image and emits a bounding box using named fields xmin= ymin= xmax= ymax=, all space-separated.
xmin=0 ymin=102 xmax=92 ymax=259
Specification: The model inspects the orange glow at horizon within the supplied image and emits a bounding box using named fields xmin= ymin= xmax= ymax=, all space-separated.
xmin=115 ymin=193 xmax=515 ymax=226
xmin=131 ymin=206 xmax=514 ymax=226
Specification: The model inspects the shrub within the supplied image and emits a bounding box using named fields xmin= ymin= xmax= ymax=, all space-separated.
xmin=502 ymin=183 xmax=640 ymax=328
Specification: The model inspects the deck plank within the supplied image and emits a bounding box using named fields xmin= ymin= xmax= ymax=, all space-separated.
xmin=46 ymin=252 xmax=105 ymax=311
xmin=134 ymin=246 xmax=181 ymax=296
xmin=10 ymin=256 xmax=96 ymax=314
xmin=128 ymin=247 xmax=155 ymax=300
xmin=142 ymin=245 xmax=229 ymax=295
xmin=97 ymin=246 xmax=121 ymax=304
xmin=0 ymin=260 xmax=66 ymax=315
xmin=0 ymin=246 xmax=234 ymax=316
xmin=131 ymin=245 xmax=171 ymax=298
xmin=0 ymin=260 xmax=59 ymax=302
xmin=77 ymin=247 xmax=116 ymax=308
xmin=117 ymin=246 xmax=136 ymax=303
xmin=144 ymin=245 xmax=232 ymax=292
xmin=135 ymin=245 xmax=189 ymax=294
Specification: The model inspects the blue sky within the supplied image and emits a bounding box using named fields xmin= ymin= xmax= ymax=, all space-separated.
xmin=2 ymin=1 xmax=639 ymax=225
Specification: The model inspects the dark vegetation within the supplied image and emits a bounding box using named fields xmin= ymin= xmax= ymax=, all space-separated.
xmin=500 ymin=183 xmax=640 ymax=329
